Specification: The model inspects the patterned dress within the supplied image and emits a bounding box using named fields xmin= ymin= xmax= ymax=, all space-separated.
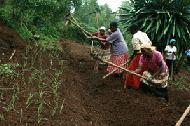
xmin=106 ymin=28 xmax=128 ymax=74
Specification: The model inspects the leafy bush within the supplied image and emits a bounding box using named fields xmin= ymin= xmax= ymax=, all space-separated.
xmin=0 ymin=0 xmax=83 ymax=44
xmin=62 ymin=22 xmax=97 ymax=44
xmin=38 ymin=35 xmax=59 ymax=50
xmin=16 ymin=25 xmax=33 ymax=39
xmin=0 ymin=63 xmax=19 ymax=77
xmin=39 ymin=25 xmax=61 ymax=38
xmin=0 ymin=5 xmax=14 ymax=27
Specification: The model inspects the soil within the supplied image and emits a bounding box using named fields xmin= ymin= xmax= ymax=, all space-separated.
xmin=0 ymin=23 xmax=190 ymax=126
xmin=0 ymin=19 xmax=25 ymax=49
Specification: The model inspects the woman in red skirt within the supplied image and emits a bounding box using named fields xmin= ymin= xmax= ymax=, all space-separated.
xmin=124 ymin=24 xmax=151 ymax=89
xmin=124 ymin=52 xmax=143 ymax=89
xmin=93 ymin=22 xmax=128 ymax=77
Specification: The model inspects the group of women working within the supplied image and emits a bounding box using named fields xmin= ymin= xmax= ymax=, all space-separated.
xmin=90 ymin=22 xmax=177 ymax=102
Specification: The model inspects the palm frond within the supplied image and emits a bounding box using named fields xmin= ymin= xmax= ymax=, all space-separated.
xmin=119 ymin=0 xmax=190 ymax=54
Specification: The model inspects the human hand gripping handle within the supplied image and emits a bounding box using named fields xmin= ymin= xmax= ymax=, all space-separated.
xmin=87 ymin=36 xmax=99 ymax=40
xmin=92 ymin=36 xmax=98 ymax=39
xmin=143 ymin=72 xmax=153 ymax=83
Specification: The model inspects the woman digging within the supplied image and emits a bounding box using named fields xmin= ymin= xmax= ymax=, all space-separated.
xmin=134 ymin=43 xmax=169 ymax=102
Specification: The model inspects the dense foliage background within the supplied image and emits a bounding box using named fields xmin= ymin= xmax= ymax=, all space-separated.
xmin=0 ymin=0 xmax=115 ymax=48
xmin=0 ymin=0 xmax=190 ymax=56
xmin=119 ymin=0 xmax=190 ymax=55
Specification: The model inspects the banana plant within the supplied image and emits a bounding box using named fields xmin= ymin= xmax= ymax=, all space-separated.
xmin=120 ymin=0 xmax=190 ymax=55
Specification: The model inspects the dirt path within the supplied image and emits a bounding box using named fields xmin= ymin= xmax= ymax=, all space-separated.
xmin=59 ymin=40 xmax=190 ymax=126
xmin=0 ymin=38 xmax=190 ymax=126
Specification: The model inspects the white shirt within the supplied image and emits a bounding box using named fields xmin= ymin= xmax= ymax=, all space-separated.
xmin=132 ymin=31 xmax=152 ymax=50
xmin=164 ymin=45 xmax=177 ymax=60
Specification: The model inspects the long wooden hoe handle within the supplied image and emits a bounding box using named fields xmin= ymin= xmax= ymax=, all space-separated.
xmin=98 ymin=58 xmax=147 ymax=80
xmin=102 ymin=61 xmax=129 ymax=79
xmin=67 ymin=16 xmax=92 ymax=37
xmin=9 ymin=49 xmax=16 ymax=60
xmin=175 ymin=105 xmax=190 ymax=126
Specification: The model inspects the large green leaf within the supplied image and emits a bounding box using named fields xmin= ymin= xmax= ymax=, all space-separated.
xmin=156 ymin=19 xmax=161 ymax=34
xmin=172 ymin=18 xmax=176 ymax=36
xmin=144 ymin=20 xmax=153 ymax=32
xmin=185 ymin=27 xmax=190 ymax=34
xmin=163 ymin=23 xmax=170 ymax=35
xmin=176 ymin=25 xmax=181 ymax=38
xmin=120 ymin=0 xmax=190 ymax=54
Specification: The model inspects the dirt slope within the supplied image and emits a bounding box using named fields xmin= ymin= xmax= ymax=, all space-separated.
xmin=59 ymin=40 xmax=190 ymax=126
xmin=0 ymin=19 xmax=25 ymax=49
xmin=0 ymin=36 xmax=190 ymax=126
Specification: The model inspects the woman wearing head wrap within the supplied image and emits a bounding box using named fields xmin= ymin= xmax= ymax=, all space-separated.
xmin=90 ymin=26 xmax=111 ymax=72
xmin=91 ymin=26 xmax=111 ymax=50
xmin=124 ymin=24 xmax=151 ymax=89
xmin=134 ymin=43 xmax=169 ymax=102
xmin=164 ymin=39 xmax=177 ymax=77
xmin=129 ymin=24 xmax=152 ymax=57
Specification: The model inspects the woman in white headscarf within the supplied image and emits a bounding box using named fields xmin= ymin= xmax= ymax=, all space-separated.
xmin=124 ymin=24 xmax=151 ymax=89
xmin=134 ymin=43 xmax=169 ymax=102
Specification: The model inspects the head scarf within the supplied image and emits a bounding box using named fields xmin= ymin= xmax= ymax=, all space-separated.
xmin=169 ymin=39 xmax=176 ymax=44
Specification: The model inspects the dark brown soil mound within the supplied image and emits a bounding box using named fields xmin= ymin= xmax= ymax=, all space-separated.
xmin=0 ymin=37 xmax=190 ymax=126
xmin=0 ymin=19 xmax=25 ymax=49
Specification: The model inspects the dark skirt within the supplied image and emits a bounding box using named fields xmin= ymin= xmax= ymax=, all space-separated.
xmin=166 ymin=59 xmax=176 ymax=75
xmin=140 ymin=81 xmax=169 ymax=102
xmin=187 ymin=56 xmax=190 ymax=64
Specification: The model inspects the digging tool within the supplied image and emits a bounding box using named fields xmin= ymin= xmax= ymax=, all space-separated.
xmin=102 ymin=59 xmax=146 ymax=79
xmin=65 ymin=15 xmax=105 ymax=73
xmin=65 ymin=15 xmax=97 ymax=51
xmin=102 ymin=61 xmax=129 ymax=79
xmin=90 ymin=40 xmax=94 ymax=52
xmin=175 ymin=105 xmax=190 ymax=126
xmin=65 ymin=15 xmax=113 ymax=73
xmin=0 ymin=87 xmax=14 ymax=90
xmin=9 ymin=49 xmax=16 ymax=60
xmin=65 ymin=15 xmax=97 ymax=52
xmin=93 ymin=54 xmax=169 ymax=85
xmin=102 ymin=52 xmax=141 ymax=79
xmin=65 ymin=15 xmax=92 ymax=37
xmin=99 ymin=58 xmax=169 ymax=85
xmin=90 ymin=54 xmax=148 ymax=80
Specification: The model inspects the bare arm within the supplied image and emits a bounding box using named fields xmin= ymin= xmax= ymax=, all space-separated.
xmin=152 ymin=61 xmax=163 ymax=78
xmin=97 ymin=37 xmax=107 ymax=42
xmin=134 ymin=62 xmax=142 ymax=74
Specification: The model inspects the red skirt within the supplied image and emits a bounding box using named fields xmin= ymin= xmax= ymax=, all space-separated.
xmin=107 ymin=53 xmax=128 ymax=74
xmin=124 ymin=53 xmax=143 ymax=89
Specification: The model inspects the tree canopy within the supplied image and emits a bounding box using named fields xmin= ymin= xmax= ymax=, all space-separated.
xmin=0 ymin=0 xmax=114 ymax=43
